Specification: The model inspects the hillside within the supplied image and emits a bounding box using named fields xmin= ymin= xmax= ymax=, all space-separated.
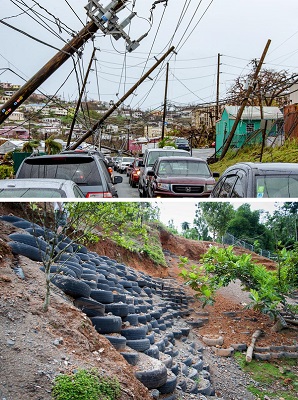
xmin=0 ymin=203 xmax=297 ymax=400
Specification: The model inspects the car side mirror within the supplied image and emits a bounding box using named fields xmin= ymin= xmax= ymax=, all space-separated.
xmin=213 ymin=172 xmax=220 ymax=178
xmin=113 ymin=176 xmax=123 ymax=184
xmin=139 ymin=161 xmax=145 ymax=167
xmin=147 ymin=170 xmax=154 ymax=177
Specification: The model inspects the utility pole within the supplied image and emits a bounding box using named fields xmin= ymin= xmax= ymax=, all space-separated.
xmin=70 ymin=46 xmax=175 ymax=149
xmin=216 ymin=53 xmax=221 ymax=121
xmin=0 ymin=20 xmax=99 ymax=125
xmin=0 ymin=0 xmax=143 ymax=125
xmin=219 ymin=39 xmax=271 ymax=160
xmin=162 ymin=62 xmax=169 ymax=140
xmin=67 ymin=47 xmax=97 ymax=147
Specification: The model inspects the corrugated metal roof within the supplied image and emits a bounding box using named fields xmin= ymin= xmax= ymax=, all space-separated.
xmin=225 ymin=106 xmax=283 ymax=120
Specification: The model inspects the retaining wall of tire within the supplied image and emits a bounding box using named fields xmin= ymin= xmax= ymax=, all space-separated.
xmin=4 ymin=215 xmax=227 ymax=398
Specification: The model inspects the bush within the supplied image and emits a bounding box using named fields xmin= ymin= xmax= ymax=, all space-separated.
xmin=52 ymin=369 xmax=121 ymax=400
xmin=0 ymin=165 xmax=13 ymax=178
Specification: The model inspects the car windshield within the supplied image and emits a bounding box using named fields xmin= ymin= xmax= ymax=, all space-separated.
xmin=176 ymin=139 xmax=188 ymax=143
xmin=256 ymin=175 xmax=298 ymax=197
xmin=0 ymin=188 xmax=66 ymax=198
xmin=158 ymin=160 xmax=211 ymax=177
xmin=18 ymin=158 xmax=102 ymax=186
xmin=121 ymin=157 xmax=134 ymax=163
xmin=148 ymin=151 xmax=189 ymax=166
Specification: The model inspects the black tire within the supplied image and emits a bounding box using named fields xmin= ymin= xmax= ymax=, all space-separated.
xmin=12 ymin=220 xmax=39 ymax=229
xmin=104 ymin=302 xmax=129 ymax=317
xmin=56 ymin=241 xmax=74 ymax=253
xmin=76 ymin=252 xmax=90 ymax=262
xmin=40 ymin=265 xmax=77 ymax=278
xmin=135 ymin=361 xmax=167 ymax=389
xmin=72 ymin=243 xmax=88 ymax=254
xmin=121 ymin=326 xmax=147 ymax=340
xmin=51 ymin=276 xmax=91 ymax=298
xmin=120 ymin=351 xmax=139 ymax=366
xmin=104 ymin=335 xmax=126 ymax=351
xmin=74 ymin=297 xmax=105 ymax=317
xmin=158 ymin=371 xmax=177 ymax=395
xmin=25 ymin=227 xmax=54 ymax=240
xmin=81 ymin=273 xmax=98 ymax=282
xmin=9 ymin=233 xmax=48 ymax=253
xmin=122 ymin=314 xmax=139 ymax=326
xmin=0 ymin=215 xmax=24 ymax=223
xmin=90 ymin=289 xmax=114 ymax=304
xmin=144 ymin=345 xmax=159 ymax=359
xmin=126 ymin=338 xmax=151 ymax=352
xmin=91 ymin=316 xmax=122 ymax=334
xmin=8 ymin=241 xmax=47 ymax=262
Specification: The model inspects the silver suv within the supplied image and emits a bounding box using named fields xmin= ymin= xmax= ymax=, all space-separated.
xmin=138 ymin=148 xmax=190 ymax=197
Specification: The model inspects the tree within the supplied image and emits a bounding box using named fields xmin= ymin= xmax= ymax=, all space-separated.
xmin=265 ymin=202 xmax=298 ymax=249
xmin=22 ymin=140 xmax=40 ymax=153
xmin=45 ymin=136 xmax=62 ymax=154
xmin=226 ymin=67 xmax=297 ymax=107
xmin=179 ymin=245 xmax=298 ymax=329
xmin=227 ymin=203 xmax=274 ymax=251
xmin=197 ymin=202 xmax=235 ymax=241
xmin=181 ymin=221 xmax=190 ymax=232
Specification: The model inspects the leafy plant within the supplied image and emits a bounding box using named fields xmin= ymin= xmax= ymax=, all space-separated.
xmin=0 ymin=165 xmax=13 ymax=178
xmin=52 ymin=369 xmax=121 ymax=400
xmin=179 ymin=245 xmax=298 ymax=321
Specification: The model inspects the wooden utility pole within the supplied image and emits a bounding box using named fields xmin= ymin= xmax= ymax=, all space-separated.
xmin=70 ymin=46 xmax=175 ymax=149
xmin=216 ymin=53 xmax=221 ymax=121
xmin=0 ymin=0 xmax=128 ymax=125
xmin=219 ymin=39 xmax=271 ymax=160
xmin=162 ymin=62 xmax=169 ymax=140
xmin=67 ymin=47 xmax=97 ymax=147
xmin=0 ymin=20 xmax=100 ymax=125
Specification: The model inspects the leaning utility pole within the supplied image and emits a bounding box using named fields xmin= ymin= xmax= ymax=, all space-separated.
xmin=219 ymin=39 xmax=271 ymax=160
xmin=67 ymin=47 xmax=97 ymax=147
xmin=0 ymin=20 xmax=99 ymax=125
xmin=161 ymin=62 xmax=169 ymax=140
xmin=69 ymin=46 xmax=175 ymax=149
xmin=0 ymin=0 xmax=145 ymax=125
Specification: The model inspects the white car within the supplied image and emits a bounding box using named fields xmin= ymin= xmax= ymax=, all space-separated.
xmin=0 ymin=179 xmax=85 ymax=198
xmin=118 ymin=157 xmax=135 ymax=174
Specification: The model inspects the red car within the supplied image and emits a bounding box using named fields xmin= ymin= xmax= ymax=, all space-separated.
xmin=147 ymin=156 xmax=219 ymax=198
xmin=128 ymin=158 xmax=143 ymax=188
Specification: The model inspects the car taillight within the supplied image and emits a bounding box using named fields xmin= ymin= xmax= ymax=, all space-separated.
xmin=108 ymin=167 xmax=113 ymax=175
xmin=85 ymin=192 xmax=113 ymax=198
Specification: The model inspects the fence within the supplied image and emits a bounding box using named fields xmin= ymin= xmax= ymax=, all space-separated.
xmin=222 ymin=233 xmax=277 ymax=260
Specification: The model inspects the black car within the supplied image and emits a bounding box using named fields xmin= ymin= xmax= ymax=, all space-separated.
xmin=210 ymin=162 xmax=298 ymax=198
xmin=174 ymin=138 xmax=190 ymax=152
xmin=16 ymin=152 xmax=123 ymax=198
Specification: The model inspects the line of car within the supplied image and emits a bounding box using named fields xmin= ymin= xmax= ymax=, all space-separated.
xmin=0 ymin=146 xmax=297 ymax=198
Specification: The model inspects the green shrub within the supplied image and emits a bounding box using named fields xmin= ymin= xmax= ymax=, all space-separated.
xmin=52 ymin=369 xmax=121 ymax=400
xmin=0 ymin=165 xmax=13 ymax=178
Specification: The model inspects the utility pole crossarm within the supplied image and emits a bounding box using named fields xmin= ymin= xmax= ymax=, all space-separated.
xmin=219 ymin=39 xmax=271 ymax=160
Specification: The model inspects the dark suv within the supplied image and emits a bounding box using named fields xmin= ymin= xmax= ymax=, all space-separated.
xmin=16 ymin=152 xmax=123 ymax=198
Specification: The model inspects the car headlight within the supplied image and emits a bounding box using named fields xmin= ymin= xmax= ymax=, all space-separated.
xmin=157 ymin=183 xmax=170 ymax=190
xmin=205 ymin=184 xmax=215 ymax=191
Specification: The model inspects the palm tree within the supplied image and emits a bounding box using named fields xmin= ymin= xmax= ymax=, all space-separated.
xmin=22 ymin=140 xmax=40 ymax=153
xmin=181 ymin=221 xmax=190 ymax=231
xmin=45 ymin=136 xmax=62 ymax=154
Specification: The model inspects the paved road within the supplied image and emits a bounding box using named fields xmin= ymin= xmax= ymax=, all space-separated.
xmin=114 ymin=147 xmax=216 ymax=198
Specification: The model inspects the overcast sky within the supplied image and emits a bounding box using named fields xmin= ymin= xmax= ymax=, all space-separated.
xmin=1 ymin=0 xmax=298 ymax=111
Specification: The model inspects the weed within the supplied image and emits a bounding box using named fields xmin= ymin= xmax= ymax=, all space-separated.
xmin=234 ymin=352 xmax=298 ymax=400
xmin=52 ymin=369 xmax=121 ymax=400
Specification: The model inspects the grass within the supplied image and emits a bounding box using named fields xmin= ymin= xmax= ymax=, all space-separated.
xmin=234 ymin=352 xmax=298 ymax=400
xmin=209 ymin=139 xmax=298 ymax=175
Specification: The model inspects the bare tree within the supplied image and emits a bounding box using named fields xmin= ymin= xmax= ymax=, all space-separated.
xmin=226 ymin=66 xmax=298 ymax=107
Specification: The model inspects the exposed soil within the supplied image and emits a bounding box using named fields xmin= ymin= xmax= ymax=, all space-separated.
xmin=0 ymin=202 xmax=297 ymax=400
